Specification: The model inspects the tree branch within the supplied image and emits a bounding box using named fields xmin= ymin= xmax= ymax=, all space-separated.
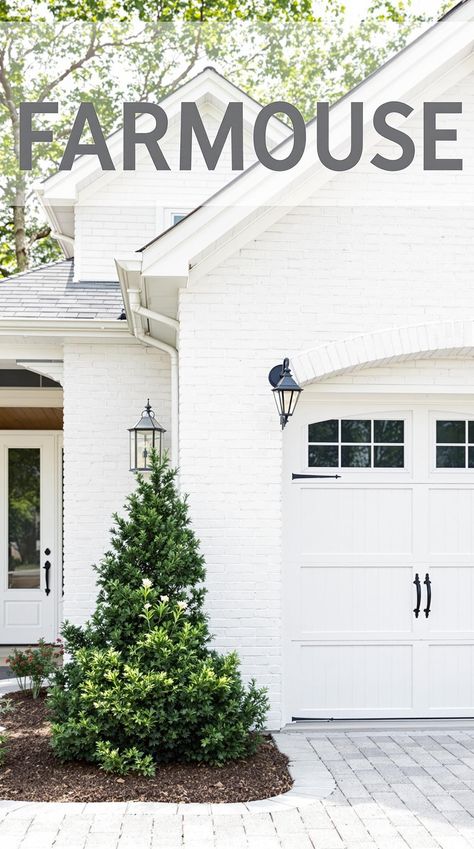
xmin=28 ymin=225 xmax=51 ymax=245
xmin=36 ymin=25 xmax=99 ymax=101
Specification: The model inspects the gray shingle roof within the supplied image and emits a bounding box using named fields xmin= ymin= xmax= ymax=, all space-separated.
xmin=0 ymin=259 xmax=124 ymax=321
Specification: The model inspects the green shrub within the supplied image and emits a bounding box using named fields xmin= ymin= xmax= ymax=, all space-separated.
xmin=0 ymin=731 xmax=7 ymax=766
xmin=0 ymin=698 xmax=12 ymax=766
xmin=7 ymin=639 xmax=63 ymax=698
xmin=49 ymin=453 xmax=268 ymax=775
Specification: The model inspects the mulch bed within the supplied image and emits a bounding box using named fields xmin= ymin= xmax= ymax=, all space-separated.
xmin=0 ymin=691 xmax=292 ymax=803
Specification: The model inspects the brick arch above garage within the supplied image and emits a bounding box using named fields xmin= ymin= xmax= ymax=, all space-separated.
xmin=291 ymin=320 xmax=474 ymax=386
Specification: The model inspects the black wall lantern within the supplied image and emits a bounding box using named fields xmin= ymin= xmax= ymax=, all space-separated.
xmin=268 ymin=358 xmax=303 ymax=429
xmin=129 ymin=399 xmax=166 ymax=471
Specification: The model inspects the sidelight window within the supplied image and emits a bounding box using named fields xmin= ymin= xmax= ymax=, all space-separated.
xmin=436 ymin=420 xmax=474 ymax=468
xmin=308 ymin=418 xmax=405 ymax=469
xmin=8 ymin=448 xmax=41 ymax=589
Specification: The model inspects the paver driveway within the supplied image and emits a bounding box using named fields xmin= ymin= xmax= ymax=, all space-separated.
xmin=4 ymin=727 xmax=474 ymax=848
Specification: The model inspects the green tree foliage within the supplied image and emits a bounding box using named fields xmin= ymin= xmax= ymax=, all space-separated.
xmin=0 ymin=2 xmax=440 ymax=276
xmin=48 ymin=453 xmax=269 ymax=774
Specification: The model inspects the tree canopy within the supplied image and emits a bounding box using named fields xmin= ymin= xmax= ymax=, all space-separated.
xmin=0 ymin=2 xmax=444 ymax=276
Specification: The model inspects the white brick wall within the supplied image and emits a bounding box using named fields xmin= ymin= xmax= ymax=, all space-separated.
xmin=61 ymin=66 xmax=474 ymax=727
xmin=62 ymin=340 xmax=171 ymax=625
xmin=176 ymin=66 xmax=474 ymax=728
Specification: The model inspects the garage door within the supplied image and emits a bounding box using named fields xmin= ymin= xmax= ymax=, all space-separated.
xmin=284 ymin=400 xmax=474 ymax=719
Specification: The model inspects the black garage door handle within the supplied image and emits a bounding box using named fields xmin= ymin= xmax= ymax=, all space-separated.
xmin=424 ymin=572 xmax=432 ymax=619
xmin=413 ymin=573 xmax=421 ymax=618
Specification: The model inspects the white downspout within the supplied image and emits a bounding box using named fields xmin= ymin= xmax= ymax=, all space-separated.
xmin=128 ymin=289 xmax=179 ymax=468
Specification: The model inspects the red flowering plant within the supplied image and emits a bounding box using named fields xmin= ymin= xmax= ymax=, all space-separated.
xmin=7 ymin=639 xmax=64 ymax=698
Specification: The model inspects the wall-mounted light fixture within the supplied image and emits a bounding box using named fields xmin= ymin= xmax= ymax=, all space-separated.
xmin=129 ymin=399 xmax=166 ymax=471
xmin=268 ymin=358 xmax=303 ymax=429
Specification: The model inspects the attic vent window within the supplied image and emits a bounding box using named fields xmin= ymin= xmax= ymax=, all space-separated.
xmin=172 ymin=213 xmax=186 ymax=225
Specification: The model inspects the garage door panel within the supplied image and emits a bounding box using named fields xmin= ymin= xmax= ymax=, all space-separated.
xmin=429 ymin=644 xmax=474 ymax=710
xmin=293 ymin=644 xmax=413 ymax=713
xmin=286 ymin=401 xmax=474 ymax=720
xmin=427 ymin=567 xmax=474 ymax=634
xmin=429 ymin=489 xmax=474 ymax=555
xmin=298 ymin=488 xmax=413 ymax=555
xmin=295 ymin=566 xmax=414 ymax=637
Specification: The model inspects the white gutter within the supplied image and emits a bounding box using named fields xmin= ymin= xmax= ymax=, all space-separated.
xmin=51 ymin=232 xmax=75 ymax=247
xmin=0 ymin=319 xmax=129 ymax=338
xmin=132 ymin=304 xmax=179 ymax=331
xmin=127 ymin=289 xmax=179 ymax=467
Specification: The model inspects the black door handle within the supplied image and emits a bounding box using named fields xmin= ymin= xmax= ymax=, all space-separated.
xmin=44 ymin=555 xmax=51 ymax=596
xmin=413 ymin=573 xmax=421 ymax=618
xmin=424 ymin=572 xmax=431 ymax=619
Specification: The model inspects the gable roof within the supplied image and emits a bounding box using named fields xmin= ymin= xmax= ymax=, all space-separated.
xmin=135 ymin=0 xmax=474 ymax=284
xmin=37 ymin=66 xmax=292 ymax=258
xmin=0 ymin=259 xmax=124 ymax=321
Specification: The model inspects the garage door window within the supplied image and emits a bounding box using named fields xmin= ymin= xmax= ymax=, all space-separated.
xmin=308 ymin=419 xmax=404 ymax=469
xmin=436 ymin=420 xmax=474 ymax=468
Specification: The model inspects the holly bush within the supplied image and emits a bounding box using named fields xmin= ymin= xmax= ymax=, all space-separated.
xmin=49 ymin=453 xmax=268 ymax=775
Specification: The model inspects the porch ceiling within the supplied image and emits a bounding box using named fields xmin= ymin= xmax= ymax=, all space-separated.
xmin=0 ymin=407 xmax=63 ymax=429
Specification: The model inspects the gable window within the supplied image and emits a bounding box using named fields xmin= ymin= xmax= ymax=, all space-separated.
xmin=436 ymin=420 xmax=474 ymax=468
xmin=308 ymin=419 xmax=405 ymax=469
xmin=170 ymin=212 xmax=188 ymax=225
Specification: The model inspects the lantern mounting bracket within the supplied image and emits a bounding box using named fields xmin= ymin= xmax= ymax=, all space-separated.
xmin=268 ymin=363 xmax=285 ymax=388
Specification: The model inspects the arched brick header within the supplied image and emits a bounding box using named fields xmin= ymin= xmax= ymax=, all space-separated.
xmin=291 ymin=320 xmax=474 ymax=385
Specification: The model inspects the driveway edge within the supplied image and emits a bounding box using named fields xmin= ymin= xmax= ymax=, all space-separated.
xmin=0 ymin=732 xmax=335 ymax=815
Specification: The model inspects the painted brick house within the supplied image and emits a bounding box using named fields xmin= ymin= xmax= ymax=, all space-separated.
xmin=2 ymin=1 xmax=474 ymax=727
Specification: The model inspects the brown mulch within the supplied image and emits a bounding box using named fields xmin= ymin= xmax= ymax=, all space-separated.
xmin=0 ymin=691 xmax=292 ymax=803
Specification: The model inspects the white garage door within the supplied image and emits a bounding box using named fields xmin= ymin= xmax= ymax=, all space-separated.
xmin=284 ymin=400 xmax=474 ymax=719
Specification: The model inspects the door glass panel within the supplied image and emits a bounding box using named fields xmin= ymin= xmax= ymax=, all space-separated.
xmin=308 ymin=420 xmax=338 ymax=442
xmin=8 ymin=448 xmax=41 ymax=589
xmin=468 ymin=421 xmax=474 ymax=444
xmin=436 ymin=420 xmax=465 ymax=443
xmin=308 ymin=445 xmax=338 ymax=467
xmin=341 ymin=446 xmax=371 ymax=467
xmin=374 ymin=420 xmax=404 ymax=443
xmin=341 ymin=420 xmax=371 ymax=443
xmin=436 ymin=446 xmax=465 ymax=469
xmin=374 ymin=446 xmax=404 ymax=468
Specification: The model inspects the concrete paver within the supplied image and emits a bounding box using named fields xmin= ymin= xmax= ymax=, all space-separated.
xmin=5 ymin=727 xmax=474 ymax=846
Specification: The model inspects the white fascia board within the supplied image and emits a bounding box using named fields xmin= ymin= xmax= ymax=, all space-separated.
xmin=141 ymin=13 xmax=474 ymax=282
xmin=115 ymin=255 xmax=143 ymax=335
xmin=0 ymin=319 xmax=131 ymax=339
xmin=36 ymin=194 xmax=75 ymax=258
xmin=40 ymin=67 xmax=289 ymax=205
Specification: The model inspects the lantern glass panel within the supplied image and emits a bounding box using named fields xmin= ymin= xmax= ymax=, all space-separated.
xmin=273 ymin=390 xmax=283 ymax=416
xmin=281 ymin=389 xmax=293 ymax=416
xmin=138 ymin=431 xmax=155 ymax=469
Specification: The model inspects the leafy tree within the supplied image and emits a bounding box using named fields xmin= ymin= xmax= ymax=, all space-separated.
xmin=0 ymin=2 xmax=439 ymax=276
xmin=0 ymin=19 xmax=209 ymax=273
xmin=49 ymin=453 xmax=269 ymax=774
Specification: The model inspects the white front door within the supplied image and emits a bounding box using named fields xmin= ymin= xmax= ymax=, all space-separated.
xmin=0 ymin=433 xmax=61 ymax=644
xmin=284 ymin=399 xmax=474 ymax=720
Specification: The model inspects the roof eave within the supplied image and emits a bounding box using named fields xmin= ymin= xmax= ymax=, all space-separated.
xmin=0 ymin=318 xmax=131 ymax=338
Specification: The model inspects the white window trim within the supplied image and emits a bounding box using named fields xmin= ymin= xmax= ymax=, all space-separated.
xmin=302 ymin=411 xmax=411 ymax=477
xmin=431 ymin=411 xmax=474 ymax=474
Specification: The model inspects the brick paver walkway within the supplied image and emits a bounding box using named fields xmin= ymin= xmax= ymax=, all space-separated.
xmin=4 ymin=728 xmax=474 ymax=848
